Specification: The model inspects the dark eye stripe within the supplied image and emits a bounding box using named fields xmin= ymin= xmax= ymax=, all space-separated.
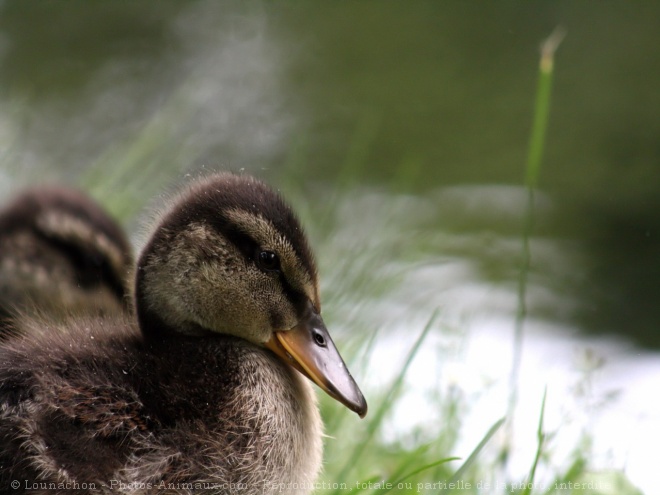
xmin=211 ymin=220 xmax=306 ymax=310
xmin=217 ymin=223 xmax=260 ymax=264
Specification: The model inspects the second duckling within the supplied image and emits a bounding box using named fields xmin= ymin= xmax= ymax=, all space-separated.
xmin=0 ymin=186 xmax=133 ymax=334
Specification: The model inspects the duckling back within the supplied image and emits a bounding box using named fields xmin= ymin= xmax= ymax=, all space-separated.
xmin=0 ymin=186 xmax=133 ymax=334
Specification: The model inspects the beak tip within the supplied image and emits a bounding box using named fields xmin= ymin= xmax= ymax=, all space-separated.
xmin=351 ymin=395 xmax=368 ymax=419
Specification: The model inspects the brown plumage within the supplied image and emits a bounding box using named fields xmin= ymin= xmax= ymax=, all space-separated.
xmin=0 ymin=186 xmax=133 ymax=334
xmin=0 ymin=173 xmax=366 ymax=494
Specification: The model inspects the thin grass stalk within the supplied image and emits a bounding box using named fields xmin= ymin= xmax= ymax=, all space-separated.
xmin=543 ymin=457 xmax=587 ymax=495
xmin=522 ymin=388 xmax=548 ymax=495
xmin=442 ymin=417 xmax=505 ymax=494
xmin=385 ymin=441 xmax=433 ymax=485
xmin=331 ymin=310 xmax=438 ymax=492
xmin=350 ymin=475 xmax=387 ymax=495
xmin=379 ymin=457 xmax=460 ymax=495
xmin=506 ymin=27 xmax=565 ymax=460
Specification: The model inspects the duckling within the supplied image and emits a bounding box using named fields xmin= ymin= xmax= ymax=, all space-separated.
xmin=0 ymin=173 xmax=366 ymax=494
xmin=0 ymin=186 xmax=133 ymax=334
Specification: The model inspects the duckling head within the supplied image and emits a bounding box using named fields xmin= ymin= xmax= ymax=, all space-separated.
xmin=136 ymin=173 xmax=367 ymax=417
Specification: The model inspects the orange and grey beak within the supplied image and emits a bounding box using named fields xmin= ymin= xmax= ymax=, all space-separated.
xmin=265 ymin=301 xmax=367 ymax=418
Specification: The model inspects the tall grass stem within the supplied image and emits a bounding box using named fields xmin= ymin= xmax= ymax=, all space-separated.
xmin=506 ymin=27 xmax=565 ymax=457
xmin=522 ymin=388 xmax=548 ymax=495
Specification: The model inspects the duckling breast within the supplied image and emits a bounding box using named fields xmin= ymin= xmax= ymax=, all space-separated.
xmin=138 ymin=337 xmax=324 ymax=493
xmin=230 ymin=342 xmax=324 ymax=490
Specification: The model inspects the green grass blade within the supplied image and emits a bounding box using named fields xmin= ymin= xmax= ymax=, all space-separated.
xmin=525 ymin=27 xmax=565 ymax=189
xmin=507 ymin=27 xmax=565 ymax=457
xmin=350 ymin=474 xmax=387 ymax=495
xmin=385 ymin=441 xmax=433 ymax=484
xmin=443 ymin=417 xmax=505 ymax=493
xmin=545 ymin=456 xmax=587 ymax=495
xmin=381 ymin=457 xmax=460 ymax=495
xmin=522 ymin=388 xmax=548 ymax=495
xmin=332 ymin=309 xmax=439 ymax=491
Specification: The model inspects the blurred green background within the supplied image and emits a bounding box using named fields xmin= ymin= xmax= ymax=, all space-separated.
xmin=1 ymin=1 xmax=657 ymax=347
xmin=1 ymin=2 xmax=658 ymax=492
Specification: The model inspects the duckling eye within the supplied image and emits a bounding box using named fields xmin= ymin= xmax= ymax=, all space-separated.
xmin=257 ymin=250 xmax=280 ymax=272
xmin=312 ymin=329 xmax=326 ymax=347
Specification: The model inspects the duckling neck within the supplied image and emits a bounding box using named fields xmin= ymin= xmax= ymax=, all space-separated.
xmin=135 ymin=265 xmax=223 ymax=341
xmin=137 ymin=304 xmax=212 ymax=342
